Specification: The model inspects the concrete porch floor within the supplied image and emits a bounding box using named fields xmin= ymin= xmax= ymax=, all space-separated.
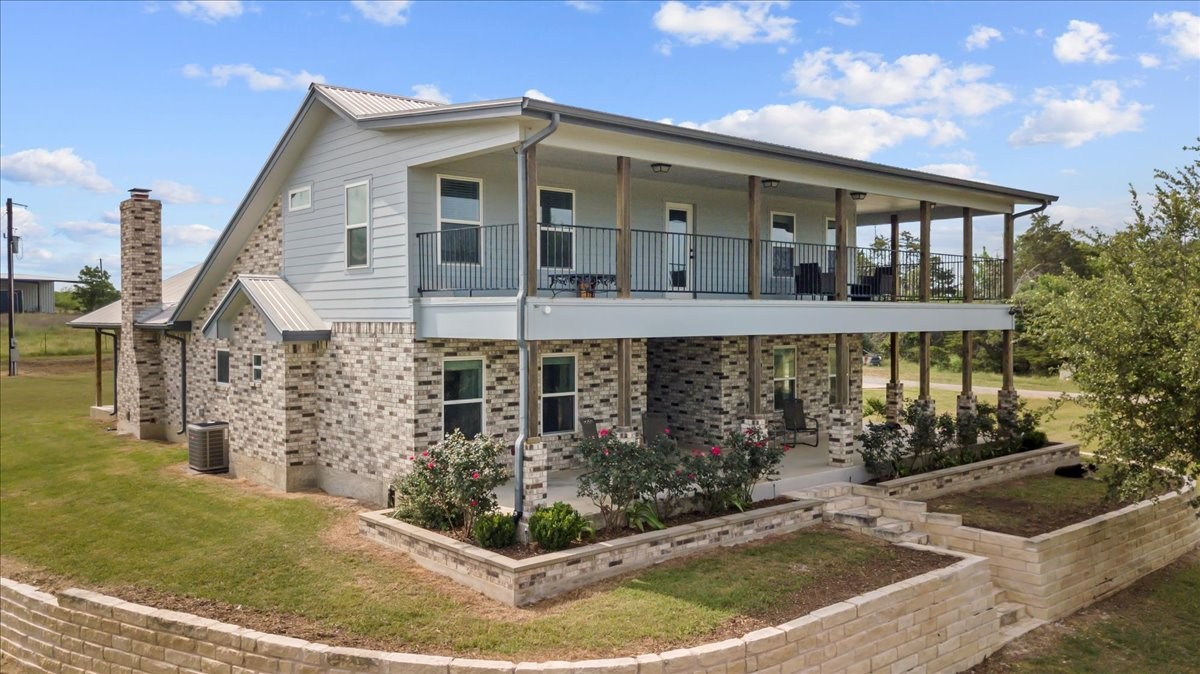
xmin=497 ymin=434 xmax=869 ymax=514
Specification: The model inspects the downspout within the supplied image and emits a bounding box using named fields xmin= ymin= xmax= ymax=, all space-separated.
xmin=164 ymin=331 xmax=187 ymax=435
xmin=99 ymin=330 xmax=118 ymax=417
xmin=514 ymin=112 xmax=560 ymax=525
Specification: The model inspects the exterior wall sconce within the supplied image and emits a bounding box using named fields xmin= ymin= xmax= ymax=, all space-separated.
xmin=762 ymin=178 xmax=781 ymax=189
xmin=850 ymin=191 xmax=867 ymax=201
xmin=651 ymin=163 xmax=671 ymax=174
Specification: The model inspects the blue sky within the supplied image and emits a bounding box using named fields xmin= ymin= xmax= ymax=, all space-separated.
xmin=1 ymin=0 xmax=1198 ymax=284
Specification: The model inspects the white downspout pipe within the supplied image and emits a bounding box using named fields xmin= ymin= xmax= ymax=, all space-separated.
xmin=514 ymin=112 xmax=560 ymax=524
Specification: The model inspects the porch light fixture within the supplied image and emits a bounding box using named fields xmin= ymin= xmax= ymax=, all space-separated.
xmin=651 ymin=162 xmax=671 ymax=174
xmin=762 ymin=178 xmax=781 ymax=189
xmin=850 ymin=191 xmax=867 ymax=201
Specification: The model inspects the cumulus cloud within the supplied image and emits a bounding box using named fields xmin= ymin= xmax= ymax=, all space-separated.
xmin=1150 ymin=11 xmax=1200 ymax=60
xmin=102 ymin=210 xmax=120 ymax=224
xmin=524 ymin=88 xmax=555 ymax=102
xmin=682 ymin=102 xmax=959 ymax=160
xmin=789 ymin=48 xmax=1013 ymax=117
xmin=1049 ymin=203 xmax=1129 ymax=233
xmin=165 ymin=224 xmax=220 ymax=246
xmin=182 ymin=63 xmax=325 ymax=91
xmin=351 ymin=0 xmax=412 ymax=26
xmin=173 ymin=0 xmax=243 ymax=23
xmin=916 ymin=163 xmax=983 ymax=180
xmin=12 ymin=209 xmax=45 ymax=238
xmin=57 ymin=220 xmax=121 ymax=237
xmin=566 ymin=0 xmax=600 ymax=11
xmin=1053 ymin=20 xmax=1117 ymax=64
xmin=411 ymin=84 xmax=450 ymax=104
xmin=1009 ymin=81 xmax=1146 ymax=148
xmin=150 ymin=180 xmax=223 ymax=205
xmin=831 ymin=1 xmax=860 ymax=27
xmin=964 ymin=25 xmax=1002 ymax=51
xmin=0 ymin=147 xmax=113 ymax=192
xmin=1138 ymin=53 xmax=1161 ymax=68
xmin=653 ymin=1 xmax=796 ymax=48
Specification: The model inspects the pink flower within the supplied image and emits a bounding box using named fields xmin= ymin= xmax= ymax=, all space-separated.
xmin=711 ymin=446 xmax=721 ymax=456
xmin=663 ymin=428 xmax=670 ymax=435
xmin=470 ymin=500 xmax=478 ymax=507
xmin=599 ymin=428 xmax=610 ymax=438
xmin=427 ymin=461 xmax=435 ymax=469
xmin=408 ymin=455 xmax=415 ymax=461
xmin=421 ymin=451 xmax=429 ymax=457
xmin=602 ymin=448 xmax=609 ymax=456
xmin=754 ymin=441 xmax=764 ymax=448
xmin=472 ymin=471 xmax=480 ymax=480
xmin=675 ymin=469 xmax=682 ymax=475
xmin=688 ymin=473 xmax=696 ymax=480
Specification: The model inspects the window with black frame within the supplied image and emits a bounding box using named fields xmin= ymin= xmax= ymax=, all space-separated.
xmin=439 ymin=177 xmax=482 ymax=264
xmin=773 ymin=347 xmax=797 ymax=410
xmin=443 ymin=358 xmax=484 ymax=437
xmin=771 ymin=212 xmax=796 ymax=276
xmin=541 ymin=355 xmax=576 ymax=434
xmin=539 ymin=188 xmax=574 ymax=269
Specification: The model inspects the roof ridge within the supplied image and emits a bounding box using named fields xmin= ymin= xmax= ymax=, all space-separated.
xmin=313 ymin=82 xmax=444 ymax=107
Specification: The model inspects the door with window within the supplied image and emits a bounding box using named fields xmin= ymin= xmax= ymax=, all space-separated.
xmin=665 ymin=203 xmax=693 ymax=292
xmin=539 ymin=188 xmax=574 ymax=270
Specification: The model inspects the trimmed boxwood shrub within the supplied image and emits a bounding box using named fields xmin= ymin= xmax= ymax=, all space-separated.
xmin=472 ymin=512 xmax=517 ymax=549
xmin=529 ymin=501 xmax=592 ymax=551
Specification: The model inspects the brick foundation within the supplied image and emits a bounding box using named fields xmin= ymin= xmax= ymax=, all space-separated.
xmin=885 ymin=381 xmax=904 ymax=423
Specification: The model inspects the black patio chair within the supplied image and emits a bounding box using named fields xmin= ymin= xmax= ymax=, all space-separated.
xmin=580 ymin=417 xmax=599 ymax=440
xmin=642 ymin=412 xmax=670 ymax=444
xmin=778 ymin=399 xmax=820 ymax=447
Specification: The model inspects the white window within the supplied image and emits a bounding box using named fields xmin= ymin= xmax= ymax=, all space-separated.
xmin=541 ymin=354 xmax=577 ymax=435
xmin=287 ymin=185 xmax=311 ymax=212
xmin=443 ymin=358 xmax=484 ymax=438
xmin=770 ymin=212 xmax=796 ymax=277
xmin=538 ymin=187 xmax=574 ymax=269
xmin=773 ymin=347 xmax=797 ymax=411
xmin=216 ymin=347 xmax=230 ymax=385
xmin=438 ymin=176 xmax=482 ymax=265
xmin=345 ymin=180 xmax=370 ymax=268
xmin=251 ymin=354 xmax=263 ymax=382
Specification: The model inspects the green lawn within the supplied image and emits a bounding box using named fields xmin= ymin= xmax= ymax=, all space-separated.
xmin=0 ymin=372 xmax=931 ymax=660
xmin=1 ymin=313 xmax=104 ymax=361
xmin=863 ymin=361 xmax=1078 ymax=393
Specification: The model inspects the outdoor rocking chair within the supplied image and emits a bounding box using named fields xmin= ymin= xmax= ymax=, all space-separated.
xmin=778 ymin=399 xmax=820 ymax=447
xmin=580 ymin=417 xmax=600 ymax=440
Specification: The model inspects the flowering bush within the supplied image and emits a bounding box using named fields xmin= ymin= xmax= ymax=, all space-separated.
xmin=683 ymin=426 xmax=785 ymax=514
xmin=576 ymin=427 xmax=686 ymax=528
xmin=391 ymin=431 xmax=508 ymax=538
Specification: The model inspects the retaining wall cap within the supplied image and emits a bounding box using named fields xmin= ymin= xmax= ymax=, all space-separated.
xmin=515 ymin=660 xmax=574 ymax=673
xmin=1 ymin=577 xmax=58 ymax=605
xmin=571 ymin=656 xmax=640 ymax=673
xmin=450 ymin=657 xmax=516 ymax=672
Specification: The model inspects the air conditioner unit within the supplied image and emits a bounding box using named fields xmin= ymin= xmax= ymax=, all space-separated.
xmin=187 ymin=422 xmax=229 ymax=473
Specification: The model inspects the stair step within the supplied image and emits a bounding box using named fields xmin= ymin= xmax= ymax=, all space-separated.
xmin=825 ymin=496 xmax=867 ymax=511
xmin=896 ymin=532 xmax=929 ymax=545
xmin=830 ymin=505 xmax=882 ymax=527
xmin=996 ymin=602 xmax=1027 ymax=627
xmin=1000 ymin=616 xmax=1046 ymax=642
xmin=872 ymin=520 xmax=914 ymax=541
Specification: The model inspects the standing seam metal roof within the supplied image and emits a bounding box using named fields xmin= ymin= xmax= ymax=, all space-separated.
xmin=313 ymin=84 xmax=443 ymax=118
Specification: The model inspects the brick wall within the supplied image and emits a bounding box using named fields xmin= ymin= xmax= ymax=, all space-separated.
xmin=870 ymin=443 xmax=1081 ymax=501
xmin=116 ymin=194 xmax=165 ymax=438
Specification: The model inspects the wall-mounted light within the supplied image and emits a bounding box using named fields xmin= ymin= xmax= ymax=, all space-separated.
xmin=651 ymin=162 xmax=671 ymax=174
xmin=850 ymin=191 xmax=867 ymax=201
xmin=762 ymin=178 xmax=781 ymax=189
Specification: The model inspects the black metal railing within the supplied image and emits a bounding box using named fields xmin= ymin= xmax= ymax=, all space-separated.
xmin=416 ymin=223 xmax=1006 ymax=302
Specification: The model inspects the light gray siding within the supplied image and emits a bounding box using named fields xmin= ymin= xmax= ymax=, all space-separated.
xmin=280 ymin=108 xmax=521 ymax=322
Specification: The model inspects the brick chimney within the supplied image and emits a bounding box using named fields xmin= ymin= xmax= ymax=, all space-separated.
xmin=116 ymin=187 xmax=166 ymax=439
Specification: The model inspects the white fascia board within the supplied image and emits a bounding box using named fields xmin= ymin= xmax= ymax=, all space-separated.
xmin=415 ymin=297 xmax=518 ymax=340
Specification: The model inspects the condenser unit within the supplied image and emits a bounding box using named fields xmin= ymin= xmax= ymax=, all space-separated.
xmin=187 ymin=422 xmax=229 ymax=473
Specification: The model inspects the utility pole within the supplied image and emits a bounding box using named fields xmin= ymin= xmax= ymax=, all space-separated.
xmin=6 ymin=197 xmax=27 ymax=377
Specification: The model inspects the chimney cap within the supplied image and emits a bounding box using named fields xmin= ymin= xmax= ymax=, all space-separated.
xmin=128 ymin=188 xmax=152 ymax=200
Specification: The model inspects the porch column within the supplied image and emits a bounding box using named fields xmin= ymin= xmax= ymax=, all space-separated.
xmin=886 ymin=214 xmax=903 ymax=423
xmin=958 ymin=208 xmax=977 ymax=423
xmin=829 ymin=189 xmax=860 ymax=464
xmin=522 ymin=344 xmax=547 ymax=512
xmin=616 ymin=156 xmax=632 ymax=299
xmin=748 ymin=176 xmax=762 ymax=299
xmin=525 ymin=145 xmax=540 ymax=298
xmin=999 ymin=212 xmax=1018 ymax=427
xmin=94 ymin=329 xmax=103 ymax=407
xmin=834 ymin=189 xmax=849 ymax=301
xmin=617 ymin=338 xmax=633 ymax=430
xmin=916 ymin=200 xmax=934 ymax=414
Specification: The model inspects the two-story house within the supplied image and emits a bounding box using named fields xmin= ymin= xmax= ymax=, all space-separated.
xmin=71 ymin=83 xmax=1056 ymax=512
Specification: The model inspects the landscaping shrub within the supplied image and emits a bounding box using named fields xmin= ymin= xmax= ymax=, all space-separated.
xmin=391 ymin=431 xmax=508 ymax=537
xmin=472 ymin=512 xmax=517 ymax=549
xmin=528 ymin=501 xmax=593 ymax=551
xmin=577 ymin=428 xmax=682 ymax=528
xmin=683 ymin=426 xmax=785 ymax=514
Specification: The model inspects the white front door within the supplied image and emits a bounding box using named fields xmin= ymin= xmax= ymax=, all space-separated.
xmin=665 ymin=203 xmax=693 ymax=292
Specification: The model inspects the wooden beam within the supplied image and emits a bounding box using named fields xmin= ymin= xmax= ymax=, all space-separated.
xmin=919 ymin=200 xmax=932 ymax=302
xmin=748 ymin=176 xmax=762 ymax=299
xmin=920 ymin=332 xmax=931 ymax=400
xmin=890 ymin=332 xmax=900 ymax=384
xmin=1003 ymin=212 xmax=1015 ymax=300
xmin=616 ymin=156 xmax=632 ymax=298
xmin=835 ymin=189 xmax=848 ymax=301
xmin=962 ymin=207 xmax=974 ymax=394
xmin=525 ymin=145 xmax=540 ymax=298
xmin=94 ymin=329 xmax=102 ymax=407
xmin=747 ymin=335 xmax=762 ymax=415
xmin=617 ymin=338 xmax=632 ymax=427
xmin=890 ymin=214 xmax=900 ymax=300
xmin=1002 ymin=330 xmax=1014 ymax=390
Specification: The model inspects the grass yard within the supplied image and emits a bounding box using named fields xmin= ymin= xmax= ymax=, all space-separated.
xmin=0 ymin=371 xmax=946 ymax=660
xmin=970 ymin=550 xmax=1200 ymax=674
xmin=0 ymin=313 xmax=106 ymax=362
xmin=862 ymin=361 xmax=1078 ymax=393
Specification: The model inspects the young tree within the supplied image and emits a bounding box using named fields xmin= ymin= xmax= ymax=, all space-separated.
xmin=1031 ymin=145 xmax=1200 ymax=504
xmin=71 ymin=265 xmax=120 ymax=311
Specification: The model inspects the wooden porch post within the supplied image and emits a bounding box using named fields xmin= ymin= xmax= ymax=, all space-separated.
xmin=918 ymin=200 xmax=932 ymax=403
xmin=1002 ymin=212 xmax=1016 ymax=390
xmin=94 ymin=329 xmax=102 ymax=407
xmin=962 ymin=207 xmax=974 ymax=394
xmin=748 ymin=176 xmax=762 ymax=299
xmin=834 ymin=189 xmax=849 ymax=301
xmin=525 ymin=146 xmax=541 ymax=435
xmin=889 ymin=213 xmax=900 ymax=382
xmin=616 ymin=156 xmax=631 ymax=299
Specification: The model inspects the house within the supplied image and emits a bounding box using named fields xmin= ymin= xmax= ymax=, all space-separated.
xmin=2 ymin=274 xmax=73 ymax=313
xmin=70 ymin=83 xmax=1056 ymax=510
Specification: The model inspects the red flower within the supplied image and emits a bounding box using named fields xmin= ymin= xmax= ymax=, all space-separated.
xmin=711 ymin=446 xmax=721 ymax=456
xmin=688 ymin=473 xmax=696 ymax=480
xmin=470 ymin=500 xmax=478 ymax=507
xmin=472 ymin=471 xmax=480 ymax=480
xmin=663 ymin=428 xmax=671 ymax=435
xmin=599 ymin=428 xmax=610 ymax=438
xmin=427 ymin=461 xmax=435 ymax=469
xmin=602 ymin=448 xmax=609 ymax=456
xmin=754 ymin=441 xmax=764 ymax=448
xmin=408 ymin=455 xmax=415 ymax=461
xmin=421 ymin=451 xmax=429 ymax=457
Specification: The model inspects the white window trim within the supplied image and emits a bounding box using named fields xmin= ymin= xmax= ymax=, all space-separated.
xmin=345 ymin=179 xmax=371 ymax=269
xmin=442 ymin=356 xmax=486 ymax=438
xmin=251 ymin=353 xmax=263 ymax=382
xmin=215 ymin=347 xmax=231 ymax=386
xmin=772 ymin=345 xmax=797 ymax=411
xmin=540 ymin=352 xmax=578 ymax=436
xmin=436 ymin=174 xmax=484 ymax=267
xmin=287 ymin=184 xmax=312 ymax=212
xmin=537 ymin=186 xmax=576 ymax=271
xmin=769 ymin=211 xmax=797 ymax=278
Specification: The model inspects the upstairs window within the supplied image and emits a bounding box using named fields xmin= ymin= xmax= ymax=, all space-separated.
xmin=539 ymin=188 xmax=574 ymax=269
xmin=771 ymin=212 xmax=796 ymax=276
xmin=541 ymin=355 xmax=577 ymax=435
xmin=287 ymin=185 xmax=311 ymax=212
xmin=438 ymin=176 xmax=482 ymax=264
xmin=345 ymin=180 xmax=370 ymax=268
xmin=251 ymin=354 xmax=263 ymax=382
xmin=216 ymin=347 xmax=230 ymax=385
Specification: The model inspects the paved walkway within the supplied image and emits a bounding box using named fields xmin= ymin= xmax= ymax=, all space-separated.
xmin=861 ymin=375 xmax=1072 ymax=400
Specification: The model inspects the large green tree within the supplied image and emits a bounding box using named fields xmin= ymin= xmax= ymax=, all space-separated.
xmin=1031 ymin=145 xmax=1200 ymax=503
xmin=1013 ymin=213 xmax=1093 ymax=288
xmin=71 ymin=265 xmax=120 ymax=311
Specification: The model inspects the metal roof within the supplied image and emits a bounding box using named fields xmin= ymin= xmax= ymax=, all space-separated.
xmin=202 ymin=275 xmax=330 ymax=342
xmin=8 ymin=274 xmax=76 ymax=283
xmin=67 ymin=265 xmax=201 ymax=329
xmin=313 ymin=83 xmax=442 ymax=118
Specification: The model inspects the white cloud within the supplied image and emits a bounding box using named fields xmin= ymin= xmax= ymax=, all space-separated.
xmin=173 ymin=1 xmax=243 ymax=23
xmin=655 ymin=40 xmax=673 ymax=56
xmin=182 ymin=63 xmax=325 ymax=91
xmin=1150 ymin=11 xmax=1200 ymax=60
xmin=102 ymin=210 xmax=120 ymax=224
xmin=916 ymin=163 xmax=983 ymax=180
xmin=12 ymin=209 xmax=45 ymax=237
xmin=0 ymin=147 xmax=113 ymax=192
xmin=789 ymin=48 xmax=1013 ymax=117
xmin=964 ymin=25 xmax=1002 ymax=51
xmin=653 ymin=1 xmax=796 ymax=48
xmin=165 ymin=224 xmax=220 ymax=246
xmin=351 ymin=0 xmax=412 ymax=26
xmin=1049 ymin=203 xmax=1128 ymax=233
xmin=1053 ymin=20 xmax=1117 ymax=64
xmin=411 ymin=84 xmax=450 ymax=104
xmin=831 ymin=1 xmax=860 ymax=27
xmin=1138 ymin=53 xmax=1162 ymax=68
xmin=524 ymin=88 xmax=555 ymax=102
xmin=566 ymin=0 xmax=600 ymax=12
xmin=1009 ymin=81 xmax=1146 ymax=148
xmin=150 ymin=180 xmax=223 ymax=205
xmin=683 ymin=102 xmax=956 ymax=160
xmin=24 ymin=247 xmax=55 ymax=261
xmin=58 ymin=220 xmax=121 ymax=237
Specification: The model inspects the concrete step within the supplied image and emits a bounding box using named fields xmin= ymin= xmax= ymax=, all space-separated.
xmin=824 ymin=496 xmax=867 ymax=511
xmin=996 ymin=602 xmax=1027 ymax=628
xmin=829 ymin=505 xmax=882 ymax=527
xmin=896 ymin=531 xmax=929 ymax=545
xmin=1000 ymin=616 xmax=1046 ymax=642
xmin=871 ymin=517 xmax=914 ymax=541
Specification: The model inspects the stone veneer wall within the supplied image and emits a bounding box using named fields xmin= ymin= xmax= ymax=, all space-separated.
xmin=0 ymin=548 xmax=1003 ymax=674
xmin=116 ymin=196 xmax=165 ymax=439
xmin=868 ymin=442 xmax=1081 ymax=501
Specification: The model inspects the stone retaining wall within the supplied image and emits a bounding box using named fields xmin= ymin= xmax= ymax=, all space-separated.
xmin=872 ymin=442 xmax=1080 ymax=501
xmin=1 ymin=546 xmax=1002 ymax=674
xmin=360 ymin=498 xmax=826 ymax=606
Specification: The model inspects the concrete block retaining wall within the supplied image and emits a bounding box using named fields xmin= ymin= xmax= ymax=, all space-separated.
xmin=871 ymin=442 xmax=1081 ymax=502
xmin=1 ymin=547 xmax=1001 ymax=674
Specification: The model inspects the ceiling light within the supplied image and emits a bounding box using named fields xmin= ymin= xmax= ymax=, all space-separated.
xmin=762 ymin=178 xmax=781 ymax=189
xmin=651 ymin=162 xmax=671 ymax=174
